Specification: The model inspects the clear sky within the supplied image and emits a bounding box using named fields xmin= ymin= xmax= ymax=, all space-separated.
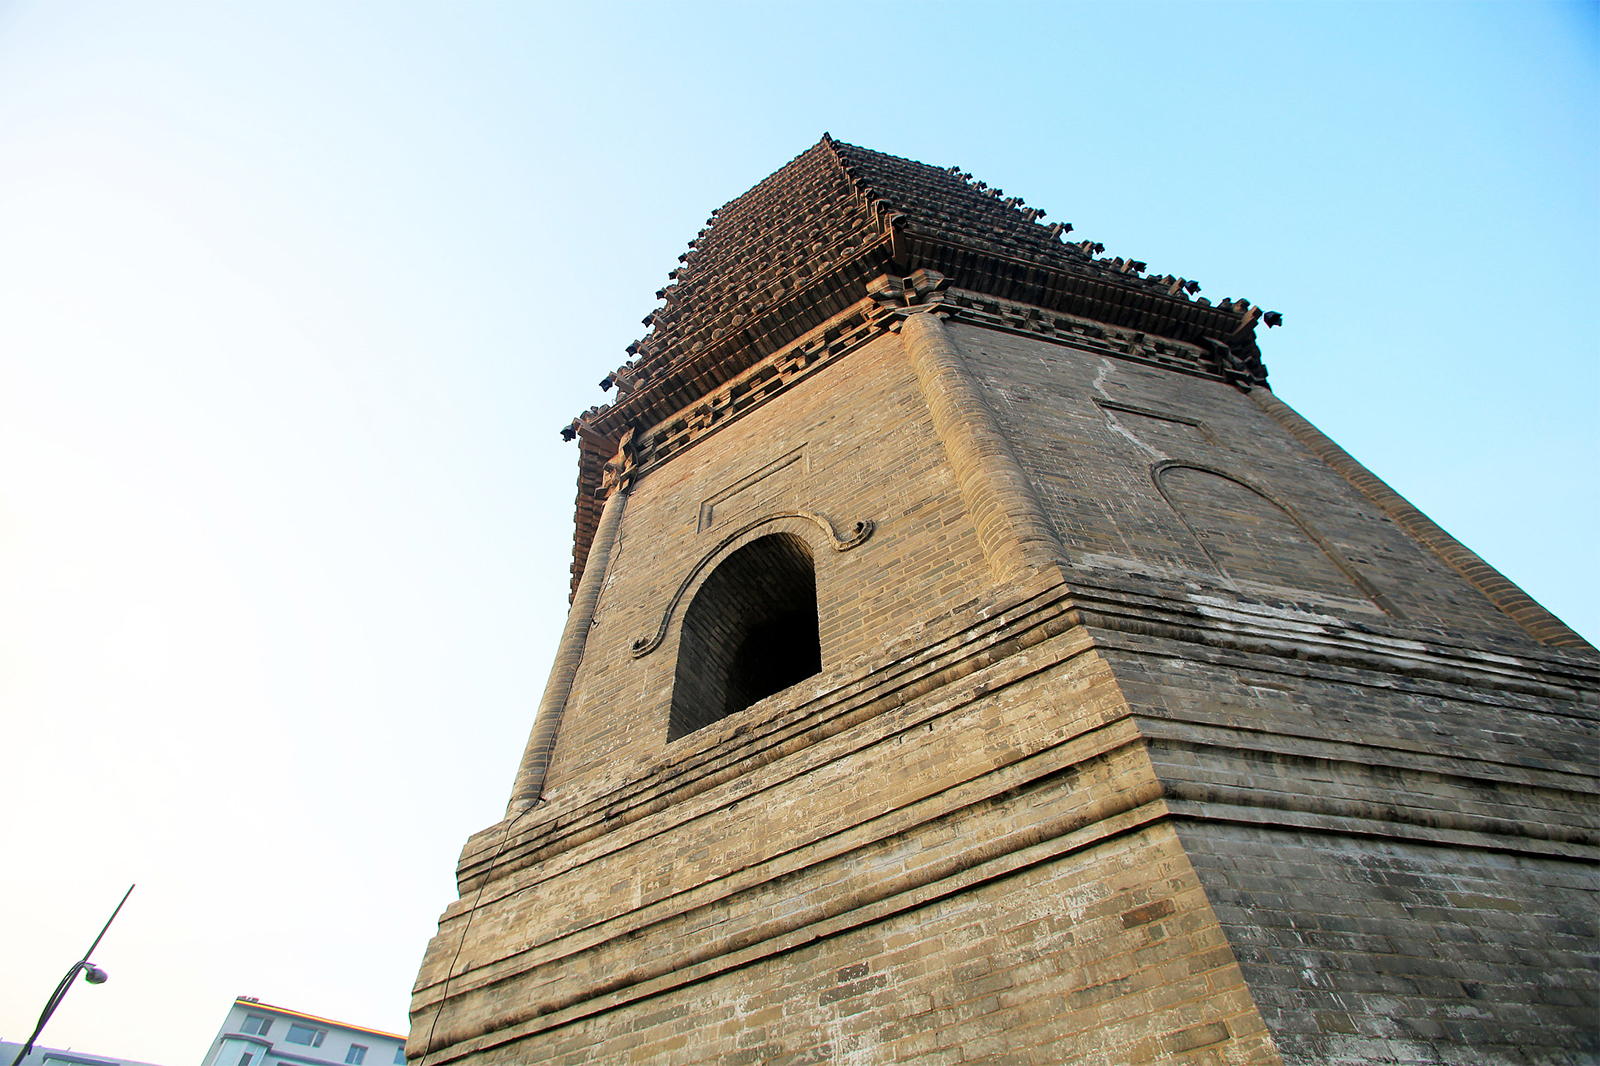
xmin=1 ymin=3 xmax=1594 ymax=1063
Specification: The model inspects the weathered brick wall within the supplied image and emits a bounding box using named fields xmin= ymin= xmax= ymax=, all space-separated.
xmin=1080 ymin=587 xmax=1598 ymax=1064
xmin=950 ymin=320 xmax=1535 ymax=642
xmin=1177 ymin=824 xmax=1597 ymax=1065
xmin=466 ymin=824 xmax=1279 ymax=1066
xmin=535 ymin=311 xmax=1571 ymax=805
xmin=538 ymin=331 xmax=993 ymax=796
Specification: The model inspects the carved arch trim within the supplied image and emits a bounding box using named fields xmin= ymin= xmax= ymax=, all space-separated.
xmin=1150 ymin=460 xmax=1404 ymax=619
xmin=631 ymin=510 xmax=874 ymax=658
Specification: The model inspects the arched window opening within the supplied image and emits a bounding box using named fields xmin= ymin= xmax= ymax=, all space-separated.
xmin=669 ymin=532 xmax=821 ymax=741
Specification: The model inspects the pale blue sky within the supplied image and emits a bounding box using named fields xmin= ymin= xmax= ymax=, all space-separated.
xmin=1 ymin=3 xmax=1594 ymax=1063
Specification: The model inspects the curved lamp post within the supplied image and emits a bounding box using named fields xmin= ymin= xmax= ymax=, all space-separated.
xmin=9 ymin=885 xmax=134 ymax=1066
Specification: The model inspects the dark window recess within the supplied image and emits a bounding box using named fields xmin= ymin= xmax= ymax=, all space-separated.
xmin=670 ymin=532 xmax=821 ymax=740
xmin=241 ymin=1016 xmax=271 ymax=1037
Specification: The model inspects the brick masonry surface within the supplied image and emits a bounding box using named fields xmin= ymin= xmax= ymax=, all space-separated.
xmin=413 ymin=308 xmax=1598 ymax=1065
xmin=1177 ymin=823 xmax=1596 ymax=1065
xmin=413 ymin=605 xmax=1287 ymax=1065
xmin=463 ymin=825 xmax=1280 ymax=1066
xmin=537 ymin=331 xmax=993 ymax=797
xmin=950 ymin=320 xmax=1535 ymax=641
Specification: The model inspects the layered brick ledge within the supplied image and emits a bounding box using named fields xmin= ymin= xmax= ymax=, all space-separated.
xmin=415 ymin=583 xmax=1222 ymax=1061
xmin=413 ymin=571 xmax=1597 ymax=1063
xmin=458 ymin=571 xmax=1595 ymax=896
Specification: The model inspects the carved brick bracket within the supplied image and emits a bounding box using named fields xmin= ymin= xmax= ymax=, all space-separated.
xmin=629 ymin=303 xmax=888 ymax=476
xmin=600 ymin=427 xmax=639 ymax=498
xmin=1204 ymin=303 xmax=1270 ymax=389
xmin=866 ymin=268 xmax=950 ymax=315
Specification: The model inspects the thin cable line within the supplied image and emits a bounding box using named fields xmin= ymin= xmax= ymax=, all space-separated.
xmin=419 ymin=806 xmax=535 ymax=1065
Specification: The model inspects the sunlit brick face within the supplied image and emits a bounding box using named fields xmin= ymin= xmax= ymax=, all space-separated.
xmin=669 ymin=533 xmax=821 ymax=740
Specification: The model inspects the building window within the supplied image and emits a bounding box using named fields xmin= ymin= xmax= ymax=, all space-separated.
xmin=212 ymin=1039 xmax=261 ymax=1066
xmin=669 ymin=532 xmax=821 ymax=740
xmin=345 ymin=1046 xmax=367 ymax=1065
xmin=240 ymin=1015 xmax=272 ymax=1037
xmin=393 ymin=1046 xmax=407 ymax=1065
xmin=286 ymin=1024 xmax=327 ymax=1048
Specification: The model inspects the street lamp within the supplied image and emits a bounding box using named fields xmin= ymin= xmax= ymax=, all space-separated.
xmin=9 ymin=885 xmax=134 ymax=1066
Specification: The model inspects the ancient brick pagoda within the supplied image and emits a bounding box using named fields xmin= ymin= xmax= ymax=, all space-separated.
xmin=410 ymin=137 xmax=1597 ymax=1065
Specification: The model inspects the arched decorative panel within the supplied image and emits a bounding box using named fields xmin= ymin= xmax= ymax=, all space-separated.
xmin=1153 ymin=462 xmax=1399 ymax=616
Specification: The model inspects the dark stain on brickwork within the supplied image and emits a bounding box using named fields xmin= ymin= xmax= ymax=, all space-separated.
xmin=1121 ymin=898 xmax=1176 ymax=928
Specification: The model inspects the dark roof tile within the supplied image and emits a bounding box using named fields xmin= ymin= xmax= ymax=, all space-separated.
xmin=601 ymin=136 xmax=1234 ymax=412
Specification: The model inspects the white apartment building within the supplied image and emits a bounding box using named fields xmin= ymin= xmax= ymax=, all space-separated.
xmin=200 ymin=999 xmax=404 ymax=1066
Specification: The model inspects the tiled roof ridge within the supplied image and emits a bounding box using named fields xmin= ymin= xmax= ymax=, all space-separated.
xmin=590 ymin=136 xmax=1266 ymax=422
xmin=827 ymin=137 xmax=1222 ymax=302
xmin=560 ymin=137 xmax=1280 ymax=597
xmin=598 ymin=138 xmax=882 ymax=395
xmin=828 ymin=136 xmax=1085 ymax=253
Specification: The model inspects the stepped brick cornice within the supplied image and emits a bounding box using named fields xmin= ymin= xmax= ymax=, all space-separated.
xmin=582 ymin=136 xmax=1270 ymax=425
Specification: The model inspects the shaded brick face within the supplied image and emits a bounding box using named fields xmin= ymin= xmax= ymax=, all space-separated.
xmin=1177 ymin=824 xmax=1599 ymax=1066
xmin=1089 ymin=621 xmax=1599 ymax=1065
xmin=952 ymin=322 xmax=1533 ymax=639
xmin=1157 ymin=466 xmax=1375 ymax=609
